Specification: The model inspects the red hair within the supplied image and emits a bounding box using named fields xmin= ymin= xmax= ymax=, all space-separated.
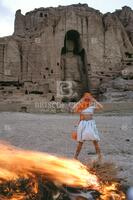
xmin=73 ymin=92 xmax=94 ymax=113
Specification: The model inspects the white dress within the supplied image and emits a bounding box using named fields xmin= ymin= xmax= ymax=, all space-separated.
xmin=77 ymin=104 xmax=100 ymax=142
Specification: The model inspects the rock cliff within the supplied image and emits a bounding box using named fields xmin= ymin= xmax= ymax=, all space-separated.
xmin=0 ymin=4 xmax=133 ymax=102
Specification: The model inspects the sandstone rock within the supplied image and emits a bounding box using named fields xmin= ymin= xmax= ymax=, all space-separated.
xmin=121 ymin=65 xmax=133 ymax=79
xmin=0 ymin=4 xmax=133 ymax=102
xmin=114 ymin=6 xmax=133 ymax=45
xmin=14 ymin=10 xmax=25 ymax=37
xmin=100 ymin=77 xmax=133 ymax=102
xmin=112 ymin=77 xmax=133 ymax=91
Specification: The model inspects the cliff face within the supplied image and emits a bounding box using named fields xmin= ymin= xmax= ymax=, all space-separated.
xmin=0 ymin=4 xmax=133 ymax=102
xmin=114 ymin=6 xmax=133 ymax=45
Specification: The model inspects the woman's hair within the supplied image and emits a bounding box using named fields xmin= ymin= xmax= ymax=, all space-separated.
xmin=73 ymin=92 xmax=94 ymax=113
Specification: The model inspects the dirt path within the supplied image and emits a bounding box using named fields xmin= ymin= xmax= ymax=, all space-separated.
xmin=0 ymin=112 xmax=133 ymax=185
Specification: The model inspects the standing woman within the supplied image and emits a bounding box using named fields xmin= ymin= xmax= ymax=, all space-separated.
xmin=72 ymin=93 xmax=103 ymax=161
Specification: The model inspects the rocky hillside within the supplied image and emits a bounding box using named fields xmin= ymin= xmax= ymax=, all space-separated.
xmin=0 ymin=4 xmax=133 ymax=102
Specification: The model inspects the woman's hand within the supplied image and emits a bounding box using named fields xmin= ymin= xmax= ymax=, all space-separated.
xmin=94 ymin=99 xmax=103 ymax=110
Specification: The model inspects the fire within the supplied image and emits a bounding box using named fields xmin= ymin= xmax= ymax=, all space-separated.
xmin=100 ymin=182 xmax=126 ymax=200
xmin=0 ymin=142 xmax=126 ymax=199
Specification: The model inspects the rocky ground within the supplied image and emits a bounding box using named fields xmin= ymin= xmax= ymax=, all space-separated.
xmin=0 ymin=112 xmax=133 ymax=186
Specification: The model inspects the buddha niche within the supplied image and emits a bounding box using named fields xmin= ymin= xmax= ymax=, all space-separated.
xmin=60 ymin=30 xmax=88 ymax=100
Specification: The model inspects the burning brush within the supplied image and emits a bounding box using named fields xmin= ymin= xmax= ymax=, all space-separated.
xmin=0 ymin=142 xmax=126 ymax=200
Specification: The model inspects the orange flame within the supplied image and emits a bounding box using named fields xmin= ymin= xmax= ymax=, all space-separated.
xmin=0 ymin=142 xmax=99 ymax=186
xmin=100 ymin=182 xmax=126 ymax=200
xmin=0 ymin=142 xmax=126 ymax=200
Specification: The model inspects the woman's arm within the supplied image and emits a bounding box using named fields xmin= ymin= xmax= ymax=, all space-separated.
xmin=92 ymin=98 xmax=103 ymax=110
xmin=71 ymin=99 xmax=84 ymax=113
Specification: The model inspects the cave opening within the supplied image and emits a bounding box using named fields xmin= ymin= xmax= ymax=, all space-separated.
xmin=61 ymin=30 xmax=89 ymax=100
xmin=40 ymin=13 xmax=43 ymax=17
xmin=61 ymin=30 xmax=81 ymax=55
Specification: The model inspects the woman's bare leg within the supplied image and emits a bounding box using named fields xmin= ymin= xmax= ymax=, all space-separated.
xmin=93 ymin=140 xmax=102 ymax=161
xmin=74 ymin=142 xmax=83 ymax=159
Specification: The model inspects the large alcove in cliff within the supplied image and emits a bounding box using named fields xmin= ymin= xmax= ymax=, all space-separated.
xmin=60 ymin=30 xmax=89 ymax=101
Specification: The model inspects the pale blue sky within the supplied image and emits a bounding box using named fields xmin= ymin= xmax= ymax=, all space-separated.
xmin=0 ymin=0 xmax=133 ymax=37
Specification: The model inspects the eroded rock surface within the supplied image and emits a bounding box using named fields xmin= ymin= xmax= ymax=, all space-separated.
xmin=0 ymin=4 xmax=133 ymax=102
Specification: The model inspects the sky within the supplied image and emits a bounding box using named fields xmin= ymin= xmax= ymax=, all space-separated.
xmin=0 ymin=0 xmax=133 ymax=37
